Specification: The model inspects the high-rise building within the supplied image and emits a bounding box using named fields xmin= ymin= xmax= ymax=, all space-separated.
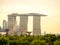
xmin=33 ymin=16 xmax=41 ymax=35
xmin=8 ymin=13 xmax=47 ymax=36
xmin=20 ymin=16 xmax=28 ymax=35
xmin=3 ymin=20 xmax=8 ymax=29
xmin=8 ymin=15 xmax=16 ymax=35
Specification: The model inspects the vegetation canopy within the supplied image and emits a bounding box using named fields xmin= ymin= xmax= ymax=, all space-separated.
xmin=0 ymin=34 xmax=60 ymax=45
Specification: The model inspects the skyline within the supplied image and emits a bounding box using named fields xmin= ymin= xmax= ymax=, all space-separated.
xmin=0 ymin=0 xmax=60 ymax=34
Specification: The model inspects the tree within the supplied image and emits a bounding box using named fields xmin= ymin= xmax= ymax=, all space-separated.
xmin=44 ymin=34 xmax=57 ymax=45
xmin=31 ymin=39 xmax=47 ymax=45
xmin=54 ymin=40 xmax=60 ymax=45
xmin=0 ymin=37 xmax=9 ymax=45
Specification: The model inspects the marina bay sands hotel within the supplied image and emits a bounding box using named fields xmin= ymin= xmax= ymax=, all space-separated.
xmin=8 ymin=13 xmax=47 ymax=36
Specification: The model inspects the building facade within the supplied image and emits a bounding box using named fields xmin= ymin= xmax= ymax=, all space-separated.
xmin=8 ymin=15 xmax=16 ymax=35
xmin=20 ymin=16 xmax=28 ymax=35
xmin=8 ymin=13 xmax=47 ymax=36
xmin=33 ymin=16 xmax=41 ymax=35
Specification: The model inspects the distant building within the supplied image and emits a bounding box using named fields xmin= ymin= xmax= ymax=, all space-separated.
xmin=0 ymin=26 xmax=6 ymax=35
xmin=0 ymin=29 xmax=6 ymax=35
xmin=44 ymin=31 xmax=46 ymax=35
xmin=3 ymin=20 xmax=8 ymax=29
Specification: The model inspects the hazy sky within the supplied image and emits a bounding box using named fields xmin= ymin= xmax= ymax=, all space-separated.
xmin=0 ymin=0 xmax=60 ymax=34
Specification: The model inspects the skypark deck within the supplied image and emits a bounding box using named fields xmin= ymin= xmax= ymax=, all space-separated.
xmin=8 ymin=13 xmax=47 ymax=16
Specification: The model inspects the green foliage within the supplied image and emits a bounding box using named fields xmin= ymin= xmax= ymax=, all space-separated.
xmin=31 ymin=39 xmax=48 ymax=45
xmin=0 ymin=34 xmax=59 ymax=45
xmin=54 ymin=40 xmax=60 ymax=45
xmin=9 ymin=40 xmax=19 ymax=45
xmin=44 ymin=34 xmax=57 ymax=45
xmin=56 ymin=35 xmax=60 ymax=40
xmin=0 ymin=36 xmax=9 ymax=45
